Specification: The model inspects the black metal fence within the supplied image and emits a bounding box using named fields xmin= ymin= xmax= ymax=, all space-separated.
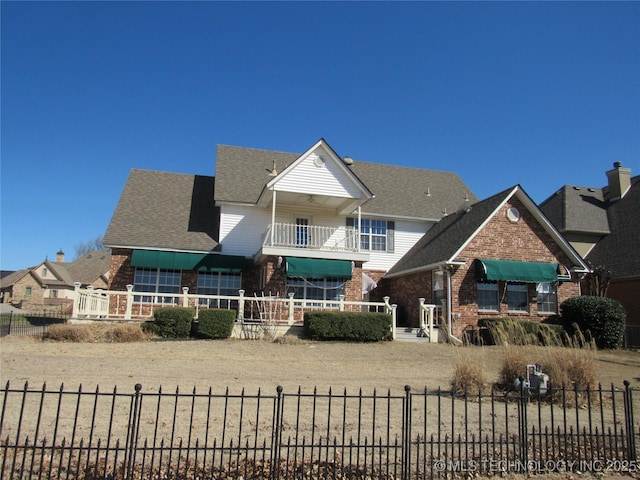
xmin=0 ymin=381 xmax=638 ymax=479
xmin=0 ymin=313 xmax=68 ymax=338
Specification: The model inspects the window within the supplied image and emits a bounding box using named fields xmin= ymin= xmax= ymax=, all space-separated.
xmin=477 ymin=282 xmax=498 ymax=311
xmin=507 ymin=284 xmax=528 ymax=312
xmin=536 ymin=282 xmax=557 ymax=313
xmin=197 ymin=272 xmax=242 ymax=308
xmin=25 ymin=287 xmax=32 ymax=297
xmin=50 ymin=290 xmax=58 ymax=298
xmin=134 ymin=268 xmax=181 ymax=303
xmin=286 ymin=277 xmax=345 ymax=303
xmin=348 ymin=218 xmax=394 ymax=253
xmin=42 ymin=268 xmax=48 ymax=277
xmin=432 ymin=270 xmax=445 ymax=307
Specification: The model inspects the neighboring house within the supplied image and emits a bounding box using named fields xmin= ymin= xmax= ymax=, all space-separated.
xmin=540 ymin=162 xmax=639 ymax=345
xmin=379 ymin=185 xmax=590 ymax=336
xmin=104 ymin=138 xmax=477 ymax=320
xmin=0 ymin=250 xmax=111 ymax=313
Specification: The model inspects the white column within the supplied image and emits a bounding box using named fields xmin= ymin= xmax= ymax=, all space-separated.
xmin=125 ymin=284 xmax=134 ymax=320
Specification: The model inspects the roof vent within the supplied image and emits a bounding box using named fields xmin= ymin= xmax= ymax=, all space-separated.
xmin=266 ymin=160 xmax=278 ymax=177
xmin=343 ymin=156 xmax=354 ymax=165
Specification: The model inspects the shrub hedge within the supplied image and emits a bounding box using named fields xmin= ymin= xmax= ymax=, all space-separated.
xmin=194 ymin=309 xmax=236 ymax=339
xmin=147 ymin=307 xmax=195 ymax=338
xmin=560 ymin=296 xmax=625 ymax=349
xmin=303 ymin=311 xmax=392 ymax=342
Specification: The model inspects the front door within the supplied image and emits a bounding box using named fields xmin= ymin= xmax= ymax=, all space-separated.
xmin=295 ymin=217 xmax=309 ymax=246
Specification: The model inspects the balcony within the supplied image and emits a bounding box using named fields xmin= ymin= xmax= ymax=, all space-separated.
xmin=259 ymin=223 xmax=370 ymax=261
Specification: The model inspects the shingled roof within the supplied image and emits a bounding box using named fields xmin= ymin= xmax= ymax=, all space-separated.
xmin=386 ymin=187 xmax=513 ymax=276
xmin=586 ymin=176 xmax=640 ymax=279
xmin=215 ymin=144 xmax=477 ymax=219
xmin=539 ymin=185 xmax=610 ymax=235
xmin=104 ymin=170 xmax=220 ymax=252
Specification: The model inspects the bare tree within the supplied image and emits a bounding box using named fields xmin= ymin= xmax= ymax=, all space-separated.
xmin=74 ymin=236 xmax=108 ymax=259
xmin=584 ymin=265 xmax=612 ymax=297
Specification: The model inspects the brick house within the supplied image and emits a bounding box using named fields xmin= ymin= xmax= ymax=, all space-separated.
xmin=103 ymin=138 xmax=476 ymax=320
xmin=379 ymin=185 xmax=590 ymax=336
xmin=540 ymin=162 xmax=639 ymax=346
xmin=0 ymin=251 xmax=111 ymax=313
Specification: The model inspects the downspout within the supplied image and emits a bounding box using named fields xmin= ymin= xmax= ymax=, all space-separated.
xmin=445 ymin=266 xmax=463 ymax=345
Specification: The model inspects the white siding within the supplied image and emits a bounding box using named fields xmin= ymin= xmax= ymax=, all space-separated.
xmin=363 ymin=220 xmax=433 ymax=271
xmin=220 ymin=203 xmax=434 ymax=274
xmin=274 ymin=151 xmax=363 ymax=198
xmin=219 ymin=206 xmax=271 ymax=256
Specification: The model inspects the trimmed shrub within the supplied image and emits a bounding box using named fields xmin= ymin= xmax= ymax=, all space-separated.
xmin=560 ymin=296 xmax=625 ymax=349
xmin=195 ymin=309 xmax=236 ymax=339
xmin=304 ymin=311 xmax=392 ymax=342
xmin=150 ymin=307 xmax=195 ymax=338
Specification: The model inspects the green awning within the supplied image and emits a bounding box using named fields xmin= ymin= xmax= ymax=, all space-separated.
xmin=131 ymin=250 xmax=245 ymax=272
xmin=475 ymin=259 xmax=558 ymax=283
xmin=284 ymin=257 xmax=352 ymax=280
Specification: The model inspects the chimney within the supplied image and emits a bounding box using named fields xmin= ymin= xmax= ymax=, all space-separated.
xmin=606 ymin=161 xmax=631 ymax=201
xmin=56 ymin=250 xmax=65 ymax=263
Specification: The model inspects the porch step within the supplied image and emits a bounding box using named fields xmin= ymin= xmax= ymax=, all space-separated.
xmin=394 ymin=327 xmax=432 ymax=342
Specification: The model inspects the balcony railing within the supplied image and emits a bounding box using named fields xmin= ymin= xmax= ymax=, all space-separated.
xmin=263 ymin=223 xmax=359 ymax=252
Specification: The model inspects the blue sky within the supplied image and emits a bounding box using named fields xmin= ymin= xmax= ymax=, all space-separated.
xmin=1 ymin=1 xmax=639 ymax=271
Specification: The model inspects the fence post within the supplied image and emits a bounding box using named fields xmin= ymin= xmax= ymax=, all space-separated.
xmin=7 ymin=311 xmax=12 ymax=336
xmin=125 ymin=285 xmax=133 ymax=320
xmin=182 ymin=287 xmax=189 ymax=308
xmin=238 ymin=290 xmax=245 ymax=320
xmin=403 ymin=385 xmax=412 ymax=480
xmin=271 ymin=385 xmax=284 ymax=480
xmin=517 ymin=381 xmax=529 ymax=464
xmin=287 ymin=293 xmax=295 ymax=325
xmin=623 ymin=380 xmax=637 ymax=461
xmin=125 ymin=383 xmax=143 ymax=480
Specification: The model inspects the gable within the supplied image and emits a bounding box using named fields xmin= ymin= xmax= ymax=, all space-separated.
xmin=270 ymin=145 xmax=367 ymax=199
xmin=386 ymin=185 xmax=589 ymax=279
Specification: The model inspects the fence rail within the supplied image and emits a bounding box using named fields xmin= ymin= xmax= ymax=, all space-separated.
xmin=1 ymin=381 xmax=638 ymax=479
xmin=0 ymin=313 xmax=68 ymax=338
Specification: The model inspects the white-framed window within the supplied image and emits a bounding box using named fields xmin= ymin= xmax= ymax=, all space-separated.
xmin=197 ymin=272 xmax=242 ymax=308
xmin=134 ymin=268 xmax=181 ymax=303
xmin=348 ymin=218 xmax=395 ymax=253
xmin=50 ymin=290 xmax=58 ymax=298
xmin=507 ymin=283 xmax=529 ymax=312
xmin=477 ymin=282 xmax=499 ymax=311
xmin=432 ymin=270 xmax=445 ymax=308
xmin=286 ymin=277 xmax=345 ymax=303
xmin=536 ymin=282 xmax=557 ymax=313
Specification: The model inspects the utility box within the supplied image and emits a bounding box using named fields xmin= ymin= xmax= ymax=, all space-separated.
xmin=514 ymin=364 xmax=549 ymax=395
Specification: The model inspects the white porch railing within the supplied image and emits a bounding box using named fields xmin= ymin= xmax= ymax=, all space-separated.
xmin=72 ymin=284 xmax=398 ymax=339
xmin=263 ymin=223 xmax=359 ymax=252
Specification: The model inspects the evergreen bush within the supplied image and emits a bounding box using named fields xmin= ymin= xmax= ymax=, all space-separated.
xmin=560 ymin=296 xmax=625 ymax=349
xmin=150 ymin=307 xmax=195 ymax=338
xmin=195 ymin=309 xmax=236 ymax=339
xmin=303 ymin=311 xmax=392 ymax=342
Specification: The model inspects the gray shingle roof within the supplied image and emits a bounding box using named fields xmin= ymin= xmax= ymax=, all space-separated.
xmin=215 ymin=145 xmax=477 ymax=219
xmin=63 ymin=252 xmax=111 ymax=285
xmin=586 ymin=176 xmax=640 ymax=278
xmin=104 ymin=169 xmax=220 ymax=252
xmin=539 ymin=185 xmax=610 ymax=234
xmin=386 ymin=187 xmax=514 ymax=275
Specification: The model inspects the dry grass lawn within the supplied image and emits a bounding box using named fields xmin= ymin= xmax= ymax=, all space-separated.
xmin=2 ymin=335 xmax=639 ymax=394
